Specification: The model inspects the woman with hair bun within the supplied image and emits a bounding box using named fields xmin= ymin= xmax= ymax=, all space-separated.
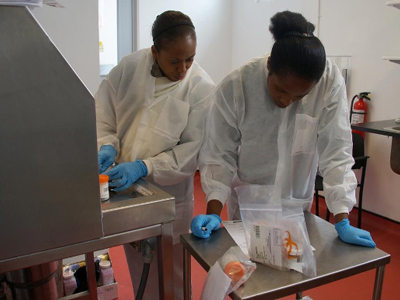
xmin=95 ymin=10 xmax=215 ymax=299
xmin=192 ymin=11 xmax=375 ymax=249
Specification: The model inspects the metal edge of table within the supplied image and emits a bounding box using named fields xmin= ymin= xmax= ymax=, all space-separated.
xmin=180 ymin=212 xmax=391 ymax=300
xmin=237 ymin=258 xmax=391 ymax=300
xmin=351 ymin=119 xmax=400 ymax=174
xmin=351 ymin=119 xmax=400 ymax=138
xmin=0 ymin=224 xmax=163 ymax=273
xmin=101 ymin=179 xmax=176 ymax=236
xmin=58 ymin=292 xmax=91 ymax=300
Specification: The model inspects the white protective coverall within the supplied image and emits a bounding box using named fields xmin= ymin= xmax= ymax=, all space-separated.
xmin=95 ymin=48 xmax=215 ymax=299
xmin=200 ymin=54 xmax=357 ymax=220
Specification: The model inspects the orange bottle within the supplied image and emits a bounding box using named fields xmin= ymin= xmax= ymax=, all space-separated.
xmin=224 ymin=261 xmax=245 ymax=283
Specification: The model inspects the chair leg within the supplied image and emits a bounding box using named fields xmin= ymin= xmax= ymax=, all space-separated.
xmin=358 ymin=162 xmax=368 ymax=228
xmin=326 ymin=204 xmax=330 ymax=222
xmin=315 ymin=190 xmax=319 ymax=216
xmin=358 ymin=185 xmax=364 ymax=229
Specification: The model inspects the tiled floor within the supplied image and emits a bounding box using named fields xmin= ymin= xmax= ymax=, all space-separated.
xmin=110 ymin=172 xmax=400 ymax=299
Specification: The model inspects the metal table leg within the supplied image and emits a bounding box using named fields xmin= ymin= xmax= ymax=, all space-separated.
xmin=373 ymin=266 xmax=386 ymax=300
xmin=157 ymin=222 xmax=174 ymax=300
xmin=85 ymin=253 xmax=98 ymax=300
xmin=183 ymin=247 xmax=191 ymax=300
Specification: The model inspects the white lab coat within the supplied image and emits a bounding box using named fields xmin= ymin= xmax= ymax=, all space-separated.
xmin=200 ymin=54 xmax=357 ymax=220
xmin=95 ymin=48 xmax=214 ymax=300
xmin=96 ymin=48 xmax=215 ymax=242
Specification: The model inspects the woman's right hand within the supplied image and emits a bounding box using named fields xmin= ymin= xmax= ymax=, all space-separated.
xmin=190 ymin=214 xmax=222 ymax=238
xmin=98 ymin=145 xmax=117 ymax=173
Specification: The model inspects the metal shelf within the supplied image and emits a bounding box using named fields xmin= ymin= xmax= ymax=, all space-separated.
xmin=382 ymin=56 xmax=400 ymax=64
xmin=387 ymin=1 xmax=400 ymax=9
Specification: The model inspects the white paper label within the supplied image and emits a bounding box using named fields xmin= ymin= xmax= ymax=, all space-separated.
xmin=351 ymin=109 xmax=364 ymax=124
xmin=249 ymin=224 xmax=283 ymax=267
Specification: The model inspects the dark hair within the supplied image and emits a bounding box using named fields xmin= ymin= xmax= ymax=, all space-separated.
xmin=152 ymin=11 xmax=196 ymax=51
xmin=269 ymin=11 xmax=326 ymax=81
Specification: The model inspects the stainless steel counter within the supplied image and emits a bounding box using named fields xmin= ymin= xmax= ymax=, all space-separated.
xmin=352 ymin=119 xmax=400 ymax=174
xmin=0 ymin=180 xmax=176 ymax=300
xmin=101 ymin=180 xmax=175 ymax=235
xmin=181 ymin=212 xmax=390 ymax=300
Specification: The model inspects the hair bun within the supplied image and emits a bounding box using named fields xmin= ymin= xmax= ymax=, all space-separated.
xmin=269 ymin=11 xmax=315 ymax=40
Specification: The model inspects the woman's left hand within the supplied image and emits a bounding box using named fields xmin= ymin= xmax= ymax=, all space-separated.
xmin=104 ymin=160 xmax=148 ymax=192
xmin=335 ymin=218 xmax=376 ymax=248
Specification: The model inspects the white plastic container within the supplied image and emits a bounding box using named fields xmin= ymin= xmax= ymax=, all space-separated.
xmin=99 ymin=260 xmax=114 ymax=286
xmin=63 ymin=270 xmax=77 ymax=296
xmin=99 ymin=174 xmax=110 ymax=201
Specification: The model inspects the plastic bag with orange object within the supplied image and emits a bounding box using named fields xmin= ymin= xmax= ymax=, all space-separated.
xmin=235 ymin=184 xmax=316 ymax=277
xmin=281 ymin=205 xmax=316 ymax=277
xmin=200 ymin=246 xmax=256 ymax=300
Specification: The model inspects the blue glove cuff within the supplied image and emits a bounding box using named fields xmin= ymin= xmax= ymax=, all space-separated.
xmin=100 ymin=145 xmax=117 ymax=156
xmin=334 ymin=218 xmax=349 ymax=232
xmin=135 ymin=160 xmax=148 ymax=177
xmin=209 ymin=214 xmax=222 ymax=222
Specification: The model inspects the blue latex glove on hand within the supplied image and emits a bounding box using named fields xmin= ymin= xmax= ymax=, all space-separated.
xmin=190 ymin=214 xmax=222 ymax=238
xmin=98 ymin=145 xmax=117 ymax=173
xmin=335 ymin=218 xmax=376 ymax=248
xmin=104 ymin=160 xmax=148 ymax=192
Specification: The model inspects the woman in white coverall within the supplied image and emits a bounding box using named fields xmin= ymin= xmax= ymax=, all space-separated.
xmin=95 ymin=11 xmax=215 ymax=299
xmin=191 ymin=11 xmax=375 ymax=248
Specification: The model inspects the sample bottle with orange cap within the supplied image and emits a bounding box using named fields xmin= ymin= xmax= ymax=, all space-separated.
xmin=224 ymin=261 xmax=245 ymax=284
xmin=99 ymin=174 xmax=109 ymax=201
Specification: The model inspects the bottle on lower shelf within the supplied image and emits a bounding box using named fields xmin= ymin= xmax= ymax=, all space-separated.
xmin=63 ymin=269 xmax=77 ymax=296
xmin=99 ymin=260 xmax=114 ymax=286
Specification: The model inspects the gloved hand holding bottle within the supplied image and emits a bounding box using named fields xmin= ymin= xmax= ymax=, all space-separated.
xmin=104 ymin=160 xmax=148 ymax=192
xmin=335 ymin=218 xmax=376 ymax=248
xmin=98 ymin=145 xmax=117 ymax=173
xmin=191 ymin=214 xmax=222 ymax=238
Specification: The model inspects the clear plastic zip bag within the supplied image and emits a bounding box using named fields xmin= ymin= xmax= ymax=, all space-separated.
xmin=236 ymin=184 xmax=290 ymax=271
xmin=236 ymin=184 xmax=316 ymax=277
xmin=200 ymin=246 xmax=256 ymax=300
xmin=282 ymin=206 xmax=316 ymax=277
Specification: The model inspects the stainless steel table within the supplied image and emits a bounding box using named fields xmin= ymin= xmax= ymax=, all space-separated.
xmin=181 ymin=212 xmax=390 ymax=300
xmin=352 ymin=119 xmax=400 ymax=174
xmin=0 ymin=180 xmax=176 ymax=300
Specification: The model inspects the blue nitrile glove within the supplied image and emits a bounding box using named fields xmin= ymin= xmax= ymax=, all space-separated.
xmin=104 ymin=160 xmax=148 ymax=192
xmin=190 ymin=214 xmax=222 ymax=238
xmin=335 ymin=218 xmax=376 ymax=248
xmin=98 ymin=145 xmax=117 ymax=173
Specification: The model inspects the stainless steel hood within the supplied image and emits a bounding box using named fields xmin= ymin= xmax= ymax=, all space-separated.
xmin=0 ymin=6 xmax=103 ymax=260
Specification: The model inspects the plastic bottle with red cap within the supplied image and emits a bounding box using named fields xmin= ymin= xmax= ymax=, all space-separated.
xmin=99 ymin=174 xmax=109 ymax=201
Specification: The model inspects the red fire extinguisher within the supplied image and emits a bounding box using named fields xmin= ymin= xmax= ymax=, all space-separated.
xmin=350 ymin=92 xmax=370 ymax=138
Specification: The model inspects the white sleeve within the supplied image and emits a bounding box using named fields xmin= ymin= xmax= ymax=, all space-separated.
xmin=95 ymin=65 xmax=121 ymax=153
xmin=146 ymin=79 xmax=215 ymax=186
xmin=199 ymin=78 xmax=241 ymax=206
xmin=317 ymin=70 xmax=357 ymax=216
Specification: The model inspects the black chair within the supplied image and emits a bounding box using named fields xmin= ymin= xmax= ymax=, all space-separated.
xmin=314 ymin=132 xmax=369 ymax=228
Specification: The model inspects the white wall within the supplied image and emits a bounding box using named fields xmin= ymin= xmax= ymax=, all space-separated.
xmin=31 ymin=0 xmax=100 ymax=95
xmin=232 ymin=0 xmax=400 ymax=222
xmin=320 ymin=0 xmax=400 ymax=222
xmin=137 ymin=0 xmax=232 ymax=84
xmin=232 ymin=0 xmax=319 ymax=69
